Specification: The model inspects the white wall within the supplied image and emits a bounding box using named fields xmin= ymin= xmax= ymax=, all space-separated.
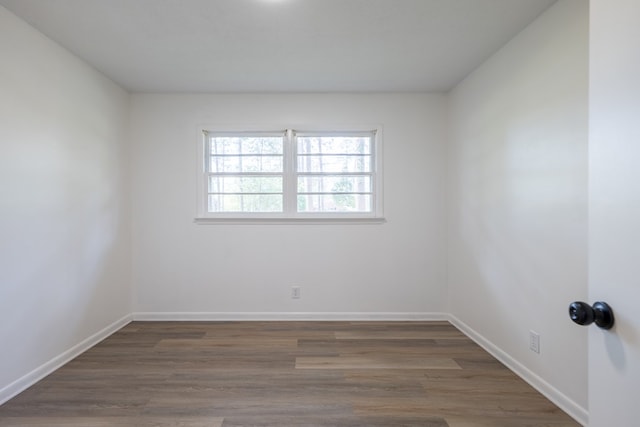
xmin=129 ymin=93 xmax=447 ymax=317
xmin=588 ymin=0 xmax=640 ymax=425
xmin=0 ymin=1 xmax=593 ymax=422
xmin=446 ymin=0 xmax=588 ymax=421
xmin=0 ymin=6 xmax=131 ymax=402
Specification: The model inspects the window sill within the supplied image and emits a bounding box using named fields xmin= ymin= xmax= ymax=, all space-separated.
xmin=194 ymin=217 xmax=387 ymax=225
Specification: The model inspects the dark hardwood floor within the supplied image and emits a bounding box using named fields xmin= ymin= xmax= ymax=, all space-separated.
xmin=0 ymin=321 xmax=580 ymax=426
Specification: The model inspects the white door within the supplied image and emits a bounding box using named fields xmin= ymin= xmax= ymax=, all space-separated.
xmin=588 ymin=1 xmax=640 ymax=425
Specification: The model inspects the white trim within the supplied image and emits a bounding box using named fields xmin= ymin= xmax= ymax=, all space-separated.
xmin=133 ymin=311 xmax=448 ymax=322
xmin=194 ymin=217 xmax=386 ymax=225
xmin=0 ymin=314 xmax=132 ymax=406
xmin=447 ymin=314 xmax=588 ymax=426
xmin=283 ymin=128 xmax=296 ymax=214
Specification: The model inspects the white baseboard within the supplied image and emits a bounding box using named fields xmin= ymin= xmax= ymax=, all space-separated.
xmin=0 ymin=314 xmax=132 ymax=406
xmin=447 ymin=314 xmax=588 ymax=426
xmin=132 ymin=311 xmax=449 ymax=321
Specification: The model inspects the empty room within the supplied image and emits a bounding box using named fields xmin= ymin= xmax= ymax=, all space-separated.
xmin=0 ymin=0 xmax=638 ymax=426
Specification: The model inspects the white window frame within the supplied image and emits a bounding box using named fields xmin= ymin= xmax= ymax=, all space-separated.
xmin=195 ymin=126 xmax=384 ymax=223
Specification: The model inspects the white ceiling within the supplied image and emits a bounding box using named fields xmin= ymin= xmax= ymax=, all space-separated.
xmin=0 ymin=0 xmax=557 ymax=93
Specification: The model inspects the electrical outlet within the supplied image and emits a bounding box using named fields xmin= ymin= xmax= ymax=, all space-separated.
xmin=291 ymin=286 xmax=301 ymax=299
xmin=529 ymin=330 xmax=540 ymax=354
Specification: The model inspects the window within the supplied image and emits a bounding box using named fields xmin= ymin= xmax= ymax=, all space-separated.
xmin=196 ymin=128 xmax=383 ymax=221
xmin=205 ymin=132 xmax=285 ymax=214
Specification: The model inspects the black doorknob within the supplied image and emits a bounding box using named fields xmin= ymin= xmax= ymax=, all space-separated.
xmin=569 ymin=301 xmax=615 ymax=330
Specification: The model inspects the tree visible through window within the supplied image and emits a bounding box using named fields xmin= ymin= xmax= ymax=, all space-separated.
xmin=198 ymin=129 xmax=381 ymax=219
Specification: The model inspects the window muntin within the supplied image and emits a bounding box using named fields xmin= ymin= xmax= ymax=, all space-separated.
xmin=199 ymin=128 xmax=381 ymax=219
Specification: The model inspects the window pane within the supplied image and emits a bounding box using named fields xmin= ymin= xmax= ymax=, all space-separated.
xmin=208 ymin=194 xmax=283 ymax=213
xmin=209 ymin=176 xmax=282 ymax=194
xmin=297 ymin=155 xmax=371 ymax=173
xmin=297 ymin=194 xmax=372 ymax=213
xmin=210 ymin=155 xmax=283 ymax=173
xmin=241 ymin=137 xmax=283 ymax=154
xmin=297 ymin=175 xmax=371 ymax=193
xmin=211 ymin=137 xmax=241 ymax=154
xmin=297 ymin=136 xmax=371 ymax=155
xmin=211 ymin=137 xmax=283 ymax=155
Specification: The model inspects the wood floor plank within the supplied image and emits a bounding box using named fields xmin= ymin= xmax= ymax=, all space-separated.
xmin=220 ymin=414 xmax=447 ymax=427
xmin=445 ymin=416 xmax=579 ymax=427
xmin=155 ymin=338 xmax=299 ymax=349
xmin=335 ymin=330 xmax=468 ymax=340
xmin=0 ymin=321 xmax=580 ymax=426
xmin=296 ymin=356 xmax=462 ymax=370
xmin=0 ymin=416 xmax=224 ymax=426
